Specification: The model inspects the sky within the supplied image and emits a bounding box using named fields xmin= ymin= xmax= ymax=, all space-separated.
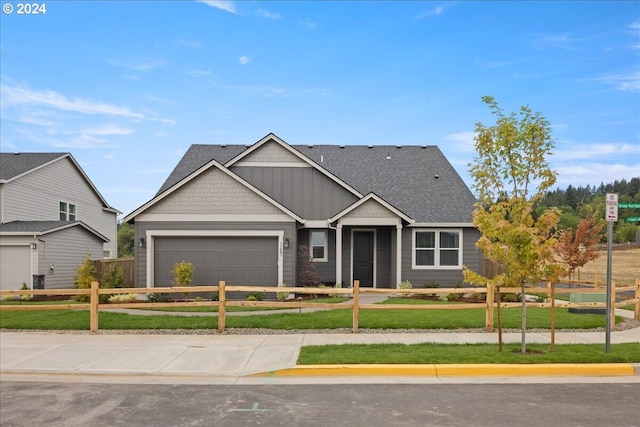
xmin=1 ymin=1 xmax=639 ymax=218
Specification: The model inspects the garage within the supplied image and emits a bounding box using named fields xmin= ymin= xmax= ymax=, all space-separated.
xmin=0 ymin=245 xmax=31 ymax=291
xmin=153 ymin=235 xmax=279 ymax=287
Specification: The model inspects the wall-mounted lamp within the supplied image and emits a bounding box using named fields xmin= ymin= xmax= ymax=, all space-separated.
xmin=29 ymin=243 xmax=37 ymax=249
xmin=284 ymin=238 xmax=290 ymax=249
xmin=139 ymin=238 xmax=145 ymax=248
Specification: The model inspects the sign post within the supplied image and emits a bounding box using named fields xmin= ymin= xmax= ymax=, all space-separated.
xmin=605 ymin=193 xmax=618 ymax=353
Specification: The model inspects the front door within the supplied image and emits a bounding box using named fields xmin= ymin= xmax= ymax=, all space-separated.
xmin=353 ymin=231 xmax=374 ymax=287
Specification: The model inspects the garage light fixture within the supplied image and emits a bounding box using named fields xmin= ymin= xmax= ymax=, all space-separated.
xmin=284 ymin=238 xmax=290 ymax=249
xmin=30 ymin=243 xmax=37 ymax=249
xmin=139 ymin=238 xmax=145 ymax=248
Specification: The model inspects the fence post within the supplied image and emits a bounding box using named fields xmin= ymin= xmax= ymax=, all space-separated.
xmin=635 ymin=279 xmax=640 ymax=321
xmin=90 ymin=281 xmax=99 ymax=333
xmin=352 ymin=280 xmax=360 ymax=334
xmin=550 ymin=279 xmax=555 ymax=352
xmin=218 ymin=281 xmax=226 ymax=333
xmin=610 ymin=280 xmax=616 ymax=328
xmin=485 ymin=285 xmax=494 ymax=332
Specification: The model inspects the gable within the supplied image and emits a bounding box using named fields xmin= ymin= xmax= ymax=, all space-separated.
xmin=144 ymin=167 xmax=288 ymax=218
xmin=232 ymin=139 xmax=309 ymax=167
xmin=342 ymin=198 xmax=401 ymax=220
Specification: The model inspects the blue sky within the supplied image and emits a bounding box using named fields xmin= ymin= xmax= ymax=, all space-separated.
xmin=1 ymin=1 xmax=638 ymax=217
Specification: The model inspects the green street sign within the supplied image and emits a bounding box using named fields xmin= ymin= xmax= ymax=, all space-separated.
xmin=625 ymin=216 xmax=640 ymax=223
xmin=619 ymin=203 xmax=640 ymax=209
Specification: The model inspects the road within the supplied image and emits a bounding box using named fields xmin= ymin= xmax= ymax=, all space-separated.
xmin=1 ymin=382 xmax=638 ymax=426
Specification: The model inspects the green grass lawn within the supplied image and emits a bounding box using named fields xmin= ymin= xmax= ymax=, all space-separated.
xmin=0 ymin=304 xmax=624 ymax=331
xmin=297 ymin=343 xmax=640 ymax=365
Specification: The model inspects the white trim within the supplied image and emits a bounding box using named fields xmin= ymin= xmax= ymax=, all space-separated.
xmin=396 ymin=224 xmax=402 ymax=288
xmin=309 ymin=229 xmax=328 ymax=262
xmin=233 ymin=161 xmax=311 ymax=168
xmin=135 ymin=214 xmax=295 ymax=222
xmin=337 ymin=217 xmax=401 ymax=227
xmin=350 ymin=228 xmax=377 ymax=288
xmin=335 ymin=224 xmax=343 ymax=286
xmin=302 ymin=220 xmax=330 ymax=228
xmin=411 ymin=229 xmax=463 ymax=270
xmin=409 ymin=222 xmax=474 ymax=227
xmin=145 ymin=230 xmax=284 ymax=288
xmin=329 ymin=193 xmax=414 ymax=224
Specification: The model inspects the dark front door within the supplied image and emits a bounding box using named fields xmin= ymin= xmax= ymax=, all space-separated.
xmin=353 ymin=231 xmax=374 ymax=287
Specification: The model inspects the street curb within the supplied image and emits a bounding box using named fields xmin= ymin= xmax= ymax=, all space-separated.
xmin=253 ymin=363 xmax=638 ymax=377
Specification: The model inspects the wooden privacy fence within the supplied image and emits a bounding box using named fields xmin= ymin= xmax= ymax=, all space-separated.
xmin=91 ymin=258 xmax=135 ymax=287
xmin=1 ymin=279 xmax=639 ymax=335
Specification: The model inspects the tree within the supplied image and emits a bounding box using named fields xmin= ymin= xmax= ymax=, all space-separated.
xmin=171 ymin=261 xmax=194 ymax=299
xmin=556 ymin=217 xmax=604 ymax=280
xmin=74 ymin=254 xmax=97 ymax=302
xmin=463 ymin=96 xmax=565 ymax=354
xmin=117 ymin=222 xmax=134 ymax=257
xmin=297 ymin=245 xmax=321 ymax=287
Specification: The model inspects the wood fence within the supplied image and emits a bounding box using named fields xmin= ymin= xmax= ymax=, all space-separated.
xmin=1 ymin=279 xmax=638 ymax=337
xmin=91 ymin=258 xmax=135 ymax=287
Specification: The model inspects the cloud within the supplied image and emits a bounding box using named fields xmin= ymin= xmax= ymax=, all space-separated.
xmin=239 ymin=56 xmax=250 ymax=65
xmin=80 ymin=124 xmax=135 ymax=136
xmin=255 ymin=8 xmax=280 ymax=19
xmin=298 ymin=18 xmax=318 ymax=30
xmin=107 ymin=59 xmax=165 ymax=72
xmin=588 ymin=71 xmax=640 ymax=92
xmin=1 ymin=83 xmax=147 ymax=120
xmin=415 ymin=3 xmax=452 ymax=19
xmin=554 ymin=141 xmax=640 ymax=161
xmin=198 ymin=0 xmax=238 ymax=14
xmin=528 ymin=32 xmax=582 ymax=50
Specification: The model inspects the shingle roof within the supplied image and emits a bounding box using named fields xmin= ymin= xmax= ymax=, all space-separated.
xmin=0 ymin=220 xmax=109 ymax=241
xmin=0 ymin=152 xmax=68 ymax=181
xmin=155 ymin=139 xmax=477 ymax=223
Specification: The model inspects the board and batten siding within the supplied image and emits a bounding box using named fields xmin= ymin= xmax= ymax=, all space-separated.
xmin=232 ymin=166 xmax=358 ymax=220
xmin=1 ymin=157 xmax=117 ymax=258
xmin=400 ymin=227 xmax=482 ymax=287
xmin=134 ymin=221 xmax=297 ymax=288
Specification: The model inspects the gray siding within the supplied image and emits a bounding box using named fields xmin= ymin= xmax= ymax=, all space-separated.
xmin=135 ymin=221 xmax=296 ymax=287
xmin=232 ymin=166 xmax=358 ymax=220
xmin=40 ymin=227 xmax=105 ymax=289
xmin=400 ymin=227 xmax=482 ymax=287
xmin=2 ymin=158 xmax=117 ymax=257
xmin=296 ymin=229 xmax=337 ymax=285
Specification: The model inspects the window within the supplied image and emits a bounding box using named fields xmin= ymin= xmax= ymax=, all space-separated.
xmin=59 ymin=202 xmax=76 ymax=221
xmin=310 ymin=230 xmax=328 ymax=262
xmin=412 ymin=230 xmax=461 ymax=268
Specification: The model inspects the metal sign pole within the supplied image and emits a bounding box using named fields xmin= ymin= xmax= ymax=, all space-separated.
xmin=605 ymin=220 xmax=612 ymax=354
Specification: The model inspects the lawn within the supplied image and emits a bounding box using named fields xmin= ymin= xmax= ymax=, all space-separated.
xmin=297 ymin=343 xmax=640 ymax=365
xmin=0 ymin=305 xmax=623 ymax=331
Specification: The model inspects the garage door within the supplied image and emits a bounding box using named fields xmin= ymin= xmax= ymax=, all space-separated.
xmin=154 ymin=236 xmax=278 ymax=287
xmin=0 ymin=246 xmax=31 ymax=291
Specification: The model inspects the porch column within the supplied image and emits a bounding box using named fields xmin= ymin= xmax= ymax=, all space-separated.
xmin=336 ymin=224 xmax=343 ymax=286
xmin=395 ymin=224 xmax=402 ymax=288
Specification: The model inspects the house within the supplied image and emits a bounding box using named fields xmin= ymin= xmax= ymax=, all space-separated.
xmin=124 ymin=133 xmax=482 ymax=290
xmin=0 ymin=153 xmax=119 ymax=290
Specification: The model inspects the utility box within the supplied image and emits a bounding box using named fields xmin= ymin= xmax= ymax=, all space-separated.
xmin=569 ymin=292 xmax=606 ymax=315
xmin=32 ymin=275 xmax=45 ymax=290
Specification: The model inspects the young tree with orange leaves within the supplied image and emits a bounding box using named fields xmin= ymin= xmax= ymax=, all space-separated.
xmin=556 ymin=217 xmax=604 ymax=280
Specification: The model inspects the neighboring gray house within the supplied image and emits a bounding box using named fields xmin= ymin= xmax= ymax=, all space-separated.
xmin=124 ymin=133 xmax=482 ymax=290
xmin=0 ymin=153 xmax=119 ymax=290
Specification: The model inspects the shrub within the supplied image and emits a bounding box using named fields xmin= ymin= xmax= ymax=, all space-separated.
xmin=147 ymin=292 xmax=169 ymax=303
xmin=277 ymin=283 xmax=289 ymax=302
xmin=102 ymin=264 xmax=125 ymax=289
xmin=332 ymin=282 xmax=343 ymax=299
xmin=399 ymin=280 xmax=412 ymax=297
xmin=298 ymin=245 xmax=321 ymax=287
xmin=246 ymin=291 xmax=265 ymax=301
xmin=210 ymin=292 xmax=219 ymax=301
xmin=194 ymin=296 xmax=203 ymax=302
xmin=74 ymin=254 xmax=97 ymax=302
xmin=171 ymin=260 xmax=194 ymax=298
xmin=108 ymin=293 xmax=137 ymax=303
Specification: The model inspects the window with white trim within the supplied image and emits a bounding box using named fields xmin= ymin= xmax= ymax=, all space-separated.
xmin=412 ymin=229 xmax=462 ymax=268
xmin=59 ymin=202 xmax=77 ymax=221
xmin=310 ymin=230 xmax=328 ymax=262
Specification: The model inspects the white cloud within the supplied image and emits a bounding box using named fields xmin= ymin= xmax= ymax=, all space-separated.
xmin=298 ymin=18 xmax=317 ymax=30
xmin=1 ymin=83 xmax=146 ymax=120
xmin=554 ymin=142 xmax=640 ymax=161
xmin=589 ymin=71 xmax=640 ymax=92
xmin=239 ymin=56 xmax=251 ymax=65
xmin=81 ymin=124 xmax=135 ymax=136
xmin=107 ymin=59 xmax=165 ymax=72
xmin=255 ymin=8 xmax=280 ymax=19
xmin=198 ymin=0 xmax=238 ymax=14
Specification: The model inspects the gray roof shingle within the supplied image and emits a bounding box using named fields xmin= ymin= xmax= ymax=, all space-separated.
xmin=0 ymin=153 xmax=68 ymax=181
xmin=0 ymin=220 xmax=109 ymax=241
xmin=155 ymin=140 xmax=477 ymax=223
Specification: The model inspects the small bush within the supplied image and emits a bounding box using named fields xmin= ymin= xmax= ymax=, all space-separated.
xmin=147 ymin=293 xmax=169 ymax=303
xmin=424 ymin=281 xmax=439 ymax=289
xmin=332 ymin=282 xmax=343 ymax=299
xmin=399 ymin=280 xmax=412 ymax=297
xmin=210 ymin=292 xmax=219 ymax=301
xmin=194 ymin=296 xmax=203 ymax=302
xmin=74 ymin=254 xmax=97 ymax=302
xmin=102 ymin=264 xmax=125 ymax=289
xmin=246 ymin=291 xmax=265 ymax=301
xmin=108 ymin=293 xmax=137 ymax=303
xmin=19 ymin=283 xmax=31 ymax=301
xmin=277 ymin=283 xmax=289 ymax=302
xmin=172 ymin=260 xmax=194 ymax=298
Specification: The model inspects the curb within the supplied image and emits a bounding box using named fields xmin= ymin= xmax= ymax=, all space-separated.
xmin=253 ymin=363 xmax=639 ymax=377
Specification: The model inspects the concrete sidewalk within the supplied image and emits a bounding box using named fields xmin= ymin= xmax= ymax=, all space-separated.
xmin=1 ymin=324 xmax=639 ymax=385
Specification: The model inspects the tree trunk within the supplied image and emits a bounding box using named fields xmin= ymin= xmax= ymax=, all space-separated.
xmin=521 ymin=280 xmax=527 ymax=354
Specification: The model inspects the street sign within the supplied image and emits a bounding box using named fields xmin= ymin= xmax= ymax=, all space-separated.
xmin=625 ymin=216 xmax=640 ymax=223
xmin=605 ymin=193 xmax=618 ymax=222
xmin=619 ymin=203 xmax=640 ymax=209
